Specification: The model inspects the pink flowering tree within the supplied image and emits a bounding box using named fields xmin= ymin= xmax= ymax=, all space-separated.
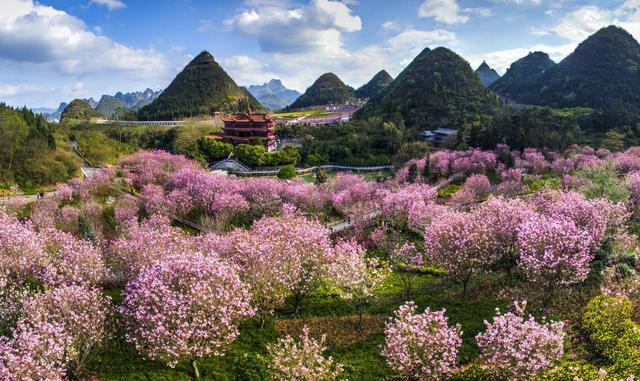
xmin=327 ymin=173 xmax=383 ymax=223
xmin=216 ymin=215 xmax=335 ymax=320
xmin=517 ymin=214 xmax=593 ymax=306
xmin=476 ymin=301 xmax=565 ymax=379
xmin=0 ymin=212 xmax=45 ymax=282
xmin=0 ymin=275 xmax=29 ymax=336
xmin=328 ymin=239 xmax=390 ymax=326
xmin=475 ymin=197 xmax=536 ymax=274
xmin=390 ymin=242 xmax=424 ymax=298
xmin=0 ymin=321 xmax=70 ymax=381
xmin=5 ymin=285 xmax=112 ymax=378
xmin=542 ymin=191 xmax=627 ymax=251
xmin=268 ymin=326 xmax=345 ymax=381
xmin=381 ymin=184 xmax=436 ymax=228
xmin=381 ymin=301 xmax=462 ymax=381
xmin=463 ymin=174 xmax=492 ymax=200
xmin=627 ymin=171 xmax=640 ymax=219
xmin=424 ymin=211 xmax=495 ymax=296
xmin=121 ymin=253 xmax=254 ymax=379
xmin=119 ymin=150 xmax=201 ymax=189
xmin=110 ymin=215 xmax=193 ymax=279
xmin=39 ymin=229 xmax=106 ymax=287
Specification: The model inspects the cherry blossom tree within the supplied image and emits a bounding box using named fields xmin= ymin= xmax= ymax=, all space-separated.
xmin=382 ymin=301 xmax=462 ymax=381
xmin=517 ymin=214 xmax=593 ymax=305
xmin=424 ymin=210 xmax=495 ymax=295
xmin=475 ymin=197 xmax=536 ymax=274
xmin=39 ymin=229 xmax=106 ymax=287
xmin=268 ymin=326 xmax=345 ymax=381
xmin=2 ymin=285 xmax=112 ymax=378
xmin=463 ymin=174 xmax=491 ymax=200
xmin=121 ymin=253 xmax=254 ymax=379
xmin=0 ymin=211 xmax=45 ymax=281
xmin=476 ymin=301 xmax=565 ymax=380
xmin=110 ymin=215 xmax=193 ymax=278
xmin=328 ymin=239 xmax=390 ymax=326
xmin=390 ymin=242 xmax=424 ymax=298
xmin=214 ymin=215 xmax=335 ymax=320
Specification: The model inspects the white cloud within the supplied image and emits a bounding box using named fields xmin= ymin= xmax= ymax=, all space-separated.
xmin=225 ymin=0 xmax=457 ymax=92
xmin=466 ymin=43 xmax=575 ymax=74
xmin=418 ymin=0 xmax=469 ymax=25
xmin=220 ymin=55 xmax=277 ymax=85
xmin=226 ymin=0 xmax=361 ymax=54
xmin=89 ymin=0 xmax=126 ymax=11
xmin=0 ymin=83 xmax=53 ymax=97
xmin=0 ymin=0 xmax=171 ymax=107
xmin=198 ymin=19 xmax=214 ymax=32
xmin=464 ymin=7 xmax=492 ymax=17
xmin=0 ymin=0 xmax=166 ymax=75
xmin=382 ymin=21 xmax=400 ymax=32
xmin=545 ymin=3 xmax=640 ymax=43
xmin=551 ymin=6 xmax=614 ymax=42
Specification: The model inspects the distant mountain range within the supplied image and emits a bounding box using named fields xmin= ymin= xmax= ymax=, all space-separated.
xmin=248 ymin=79 xmax=301 ymax=110
xmin=475 ymin=61 xmax=500 ymax=87
xmin=35 ymin=88 xmax=161 ymax=121
xmin=139 ymin=51 xmax=262 ymax=121
xmin=32 ymin=25 xmax=640 ymax=132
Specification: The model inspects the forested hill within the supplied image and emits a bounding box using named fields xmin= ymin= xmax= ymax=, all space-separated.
xmin=489 ymin=26 xmax=640 ymax=127
xmin=60 ymin=99 xmax=103 ymax=123
xmin=489 ymin=51 xmax=556 ymax=101
xmin=527 ymin=26 xmax=640 ymax=127
xmin=138 ymin=51 xmax=263 ymax=121
xmin=0 ymin=104 xmax=78 ymax=188
xmin=355 ymin=70 xmax=394 ymax=98
xmin=288 ymin=73 xmax=355 ymax=110
xmin=356 ymin=47 xmax=501 ymax=133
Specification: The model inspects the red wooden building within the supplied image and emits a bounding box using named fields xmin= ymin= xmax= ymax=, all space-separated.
xmin=222 ymin=109 xmax=276 ymax=152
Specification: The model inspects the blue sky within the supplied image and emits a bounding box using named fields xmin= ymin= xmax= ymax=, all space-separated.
xmin=1 ymin=0 xmax=639 ymax=108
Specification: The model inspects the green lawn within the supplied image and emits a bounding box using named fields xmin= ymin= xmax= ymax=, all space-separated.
xmin=273 ymin=110 xmax=334 ymax=118
xmin=88 ymin=270 xmax=506 ymax=381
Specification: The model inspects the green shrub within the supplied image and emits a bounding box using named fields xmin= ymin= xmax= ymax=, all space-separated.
xmin=450 ymin=364 xmax=507 ymax=381
xmin=231 ymin=352 xmax=271 ymax=381
xmin=582 ymin=296 xmax=640 ymax=378
xmin=437 ymin=184 xmax=461 ymax=198
xmin=536 ymin=361 xmax=601 ymax=381
xmin=528 ymin=178 xmax=561 ymax=192
xmin=277 ymin=165 xmax=297 ymax=180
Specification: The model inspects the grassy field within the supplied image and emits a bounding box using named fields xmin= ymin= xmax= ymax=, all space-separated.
xmin=300 ymin=170 xmax=393 ymax=184
xmin=273 ymin=110 xmax=334 ymax=118
xmin=88 ymin=270 xmax=507 ymax=381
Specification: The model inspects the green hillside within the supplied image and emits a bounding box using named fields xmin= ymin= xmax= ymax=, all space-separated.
xmin=357 ymin=47 xmax=501 ymax=132
xmin=138 ymin=51 xmax=263 ymax=120
xmin=60 ymin=99 xmax=103 ymax=123
xmin=288 ymin=73 xmax=355 ymax=110
xmin=355 ymin=70 xmax=394 ymax=98
xmin=489 ymin=51 xmax=556 ymax=101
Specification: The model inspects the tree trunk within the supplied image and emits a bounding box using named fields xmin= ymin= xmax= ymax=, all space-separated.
xmin=192 ymin=359 xmax=201 ymax=381
xmin=462 ymin=271 xmax=472 ymax=298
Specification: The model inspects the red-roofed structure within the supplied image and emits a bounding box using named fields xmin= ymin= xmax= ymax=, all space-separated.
xmin=222 ymin=109 xmax=276 ymax=152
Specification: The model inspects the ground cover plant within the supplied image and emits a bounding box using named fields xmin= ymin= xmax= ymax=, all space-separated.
xmin=1 ymin=144 xmax=640 ymax=380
